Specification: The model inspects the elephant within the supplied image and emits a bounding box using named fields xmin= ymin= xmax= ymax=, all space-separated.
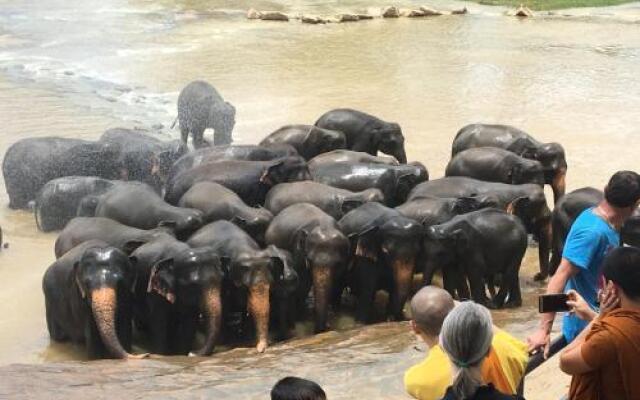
xmin=164 ymin=157 xmax=311 ymax=207
xmin=422 ymin=208 xmax=527 ymax=308
xmin=2 ymin=137 xmax=121 ymax=209
xmin=264 ymin=181 xmax=385 ymax=219
xmin=264 ymin=203 xmax=350 ymax=332
xmin=409 ymin=176 xmax=552 ymax=280
xmin=100 ymin=127 xmax=187 ymax=192
xmin=308 ymin=150 xmax=399 ymax=169
xmin=187 ymin=221 xmax=298 ymax=353
xmin=178 ymin=182 xmax=273 ymax=245
xmin=34 ymin=176 xmax=119 ymax=232
xmin=168 ymin=144 xmax=298 ymax=183
xmin=445 ymin=147 xmax=545 ymax=187
xmin=89 ymin=182 xmax=203 ymax=237
xmin=42 ymin=240 xmax=144 ymax=359
xmin=396 ymin=196 xmax=497 ymax=228
xmin=337 ymin=202 xmax=422 ymax=322
xmin=315 ymin=108 xmax=407 ymax=163
xmin=550 ymin=187 xmax=604 ymax=275
xmin=452 ymin=124 xmax=567 ymax=203
xmin=129 ymin=235 xmax=224 ymax=356
xmin=622 ymin=209 xmax=640 ymax=247
xmin=174 ymin=80 xmax=236 ymax=148
xmin=310 ymin=162 xmax=428 ymax=206
xmin=55 ymin=217 xmax=174 ymax=258
xmin=259 ymin=125 xmax=346 ymax=160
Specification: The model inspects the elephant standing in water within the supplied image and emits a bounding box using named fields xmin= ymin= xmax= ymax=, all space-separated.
xmin=265 ymin=203 xmax=350 ymax=332
xmin=175 ymin=80 xmax=236 ymax=148
xmin=42 ymin=240 xmax=145 ymax=359
xmin=187 ymin=221 xmax=298 ymax=353
xmin=315 ymin=109 xmax=407 ymax=163
xmin=452 ymin=124 xmax=567 ymax=203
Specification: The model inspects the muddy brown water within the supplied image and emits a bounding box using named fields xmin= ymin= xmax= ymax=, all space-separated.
xmin=0 ymin=0 xmax=639 ymax=398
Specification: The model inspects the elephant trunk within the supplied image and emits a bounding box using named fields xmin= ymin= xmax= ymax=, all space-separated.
xmin=535 ymin=218 xmax=552 ymax=281
xmin=395 ymin=148 xmax=407 ymax=164
xmin=191 ymin=286 xmax=222 ymax=357
xmin=391 ymin=258 xmax=415 ymax=320
xmin=90 ymin=287 xmax=132 ymax=359
xmin=552 ymin=168 xmax=567 ymax=204
xmin=312 ymin=265 xmax=332 ymax=333
xmin=248 ymin=282 xmax=270 ymax=353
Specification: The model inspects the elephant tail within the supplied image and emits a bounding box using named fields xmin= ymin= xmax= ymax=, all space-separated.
xmin=170 ymin=116 xmax=178 ymax=130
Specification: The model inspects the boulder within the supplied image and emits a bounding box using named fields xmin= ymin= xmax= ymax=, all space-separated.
xmin=407 ymin=9 xmax=426 ymax=17
xmin=260 ymin=11 xmax=290 ymax=21
xmin=420 ymin=6 xmax=443 ymax=16
xmin=513 ymin=4 xmax=534 ymax=17
xmin=301 ymin=15 xmax=326 ymax=24
xmin=337 ymin=13 xmax=360 ymax=22
xmin=247 ymin=8 xmax=262 ymax=19
xmin=357 ymin=14 xmax=375 ymax=20
xmin=451 ymin=7 xmax=468 ymax=15
xmin=382 ymin=6 xmax=400 ymax=18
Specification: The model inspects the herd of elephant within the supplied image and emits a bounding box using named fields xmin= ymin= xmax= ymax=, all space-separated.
xmin=5 ymin=103 xmax=640 ymax=360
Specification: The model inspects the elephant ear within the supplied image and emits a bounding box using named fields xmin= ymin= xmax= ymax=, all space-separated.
xmin=340 ymin=198 xmax=364 ymax=216
xmin=73 ymin=261 xmax=87 ymax=299
xmin=259 ymin=159 xmax=285 ymax=185
xmin=292 ymin=230 xmax=309 ymax=269
xmin=506 ymin=196 xmax=529 ymax=216
xmin=148 ymin=259 xmax=176 ymax=304
xmin=453 ymin=197 xmax=483 ymax=214
xmin=452 ymin=228 xmax=471 ymax=254
xmin=123 ymin=240 xmax=145 ymax=256
xmin=353 ymin=226 xmax=380 ymax=261
xmin=508 ymin=137 xmax=537 ymax=159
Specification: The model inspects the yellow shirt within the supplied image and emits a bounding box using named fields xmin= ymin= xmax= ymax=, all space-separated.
xmin=404 ymin=330 xmax=529 ymax=400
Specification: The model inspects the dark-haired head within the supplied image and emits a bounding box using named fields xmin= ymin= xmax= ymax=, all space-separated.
xmin=604 ymin=171 xmax=640 ymax=209
xmin=602 ymin=246 xmax=640 ymax=301
xmin=271 ymin=377 xmax=327 ymax=400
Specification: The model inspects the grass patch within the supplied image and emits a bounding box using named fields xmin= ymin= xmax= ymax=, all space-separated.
xmin=475 ymin=0 xmax=635 ymax=10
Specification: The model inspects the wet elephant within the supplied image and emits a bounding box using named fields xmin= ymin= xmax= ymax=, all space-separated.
xmin=130 ymin=236 xmax=224 ymax=356
xmin=308 ymin=149 xmax=399 ymax=168
xmin=164 ymin=156 xmax=311 ymax=207
xmin=452 ymin=124 xmax=567 ymax=203
xmin=89 ymin=182 xmax=203 ymax=238
xmin=409 ymin=177 xmax=552 ymax=280
xmin=100 ymin=127 xmax=187 ymax=192
xmin=550 ymin=187 xmax=603 ymax=275
xmin=264 ymin=181 xmax=384 ymax=219
xmin=259 ymin=124 xmax=346 ymax=160
xmin=622 ymin=209 xmax=640 ymax=247
xmin=54 ymin=217 xmax=174 ymax=258
xmin=2 ymin=137 xmax=120 ymax=209
xmin=178 ymin=182 xmax=273 ymax=245
xmin=310 ymin=162 xmax=428 ymax=206
xmin=168 ymin=144 xmax=298 ymax=183
xmin=175 ymin=80 xmax=236 ymax=148
xmin=34 ymin=176 xmax=119 ymax=232
xmin=423 ymin=208 xmax=527 ymax=308
xmin=42 ymin=240 xmax=144 ymax=359
xmin=338 ymin=202 xmax=422 ymax=322
xmin=187 ymin=221 xmax=298 ymax=352
xmin=265 ymin=203 xmax=349 ymax=332
xmin=446 ymin=147 xmax=545 ymax=187
xmin=396 ymin=196 xmax=497 ymax=228
xmin=315 ymin=108 xmax=407 ymax=163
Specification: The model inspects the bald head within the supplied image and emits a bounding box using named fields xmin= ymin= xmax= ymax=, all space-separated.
xmin=410 ymin=286 xmax=455 ymax=338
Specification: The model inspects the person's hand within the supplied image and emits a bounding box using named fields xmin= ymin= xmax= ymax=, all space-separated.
xmin=567 ymin=290 xmax=598 ymax=322
xmin=527 ymin=327 xmax=551 ymax=358
xmin=598 ymin=281 xmax=620 ymax=316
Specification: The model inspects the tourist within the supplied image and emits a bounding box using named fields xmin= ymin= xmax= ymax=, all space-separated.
xmin=559 ymin=247 xmax=640 ymax=400
xmin=527 ymin=170 xmax=640 ymax=361
xmin=271 ymin=376 xmax=327 ymax=400
xmin=404 ymin=287 xmax=528 ymax=400
xmin=439 ymin=301 xmax=524 ymax=400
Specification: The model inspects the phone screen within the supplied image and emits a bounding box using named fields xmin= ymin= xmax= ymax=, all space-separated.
xmin=538 ymin=294 xmax=570 ymax=313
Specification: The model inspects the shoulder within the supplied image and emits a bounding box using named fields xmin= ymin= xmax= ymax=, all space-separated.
xmin=405 ymin=348 xmax=452 ymax=400
xmin=492 ymin=330 xmax=528 ymax=359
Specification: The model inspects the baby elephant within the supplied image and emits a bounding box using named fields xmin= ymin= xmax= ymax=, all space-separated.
xmin=175 ymin=80 xmax=236 ymax=148
xmin=43 ymin=240 xmax=145 ymax=359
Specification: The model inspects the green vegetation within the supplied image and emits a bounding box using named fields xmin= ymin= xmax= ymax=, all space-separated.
xmin=475 ymin=0 xmax=634 ymax=10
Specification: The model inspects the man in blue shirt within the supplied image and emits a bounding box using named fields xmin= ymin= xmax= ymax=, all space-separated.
xmin=527 ymin=171 xmax=640 ymax=358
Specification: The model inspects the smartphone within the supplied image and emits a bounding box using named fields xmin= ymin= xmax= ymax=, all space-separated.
xmin=538 ymin=293 xmax=570 ymax=313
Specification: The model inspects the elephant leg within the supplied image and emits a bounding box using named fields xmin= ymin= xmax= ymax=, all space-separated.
xmin=175 ymin=311 xmax=198 ymax=355
xmin=273 ymin=295 xmax=291 ymax=342
xmin=84 ymin=314 xmax=106 ymax=359
xmin=191 ymin=124 xmax=208 ymax=149
xmin=45 ymin=299 xmax=67 ymax=341
xmin=148 ymin=298 xmax=170 ymax=355
xmin=464 ymin=256 xmax=491 ymax=307
xmin=213 ymin=129 xmax=232 ymax=146
xmin=534 ymin=219 xmax=552 ymax=281
xmin=115 ymin=294 xmax=133 ymax=352
xmin=503 ymin=260 xmax=523 ymax=308
xmin=551 ymin=170 xmax=567 ymax=205
xmin=353 ymin=257 xmax=379 ymax=323
xmin=180 ymin=125 xmax=189 ymax=145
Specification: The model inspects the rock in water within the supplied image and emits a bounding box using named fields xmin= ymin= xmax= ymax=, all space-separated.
xmin=301 ymin=15 xmax=326 ymax=24
xmin=513 ymin=4 xmax=534 ymax=17
xmin=358 ymin=14 xmax=375 ymax=20
xmin=382 ymin=6 xmax=400 ymax=18
xmin=247 ymin=8 xmax=262 ymax=19
xmin=407 ymin=9 xmax=426 ymax=17
xmin=451 ymin=7 xmax=468 ymax=15
xmin=337 ymin=13 xmax=360 ymax=22
xmin=420 ymin=6 xmax=443 ymax=16
xmin=260 ymin=11 xmax=290 ymax=21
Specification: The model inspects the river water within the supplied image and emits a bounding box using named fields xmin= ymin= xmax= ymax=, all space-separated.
xmin=0 ymin=0 xmax=639 ymax=398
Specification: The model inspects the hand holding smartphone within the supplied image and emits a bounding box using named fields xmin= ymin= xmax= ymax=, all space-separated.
xmin=538 ymin=293 xmax=570 ymax=313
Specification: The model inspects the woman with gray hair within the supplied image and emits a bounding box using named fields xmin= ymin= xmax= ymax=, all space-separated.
xmin=439 ymin=302 xmax=525 ymax=400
